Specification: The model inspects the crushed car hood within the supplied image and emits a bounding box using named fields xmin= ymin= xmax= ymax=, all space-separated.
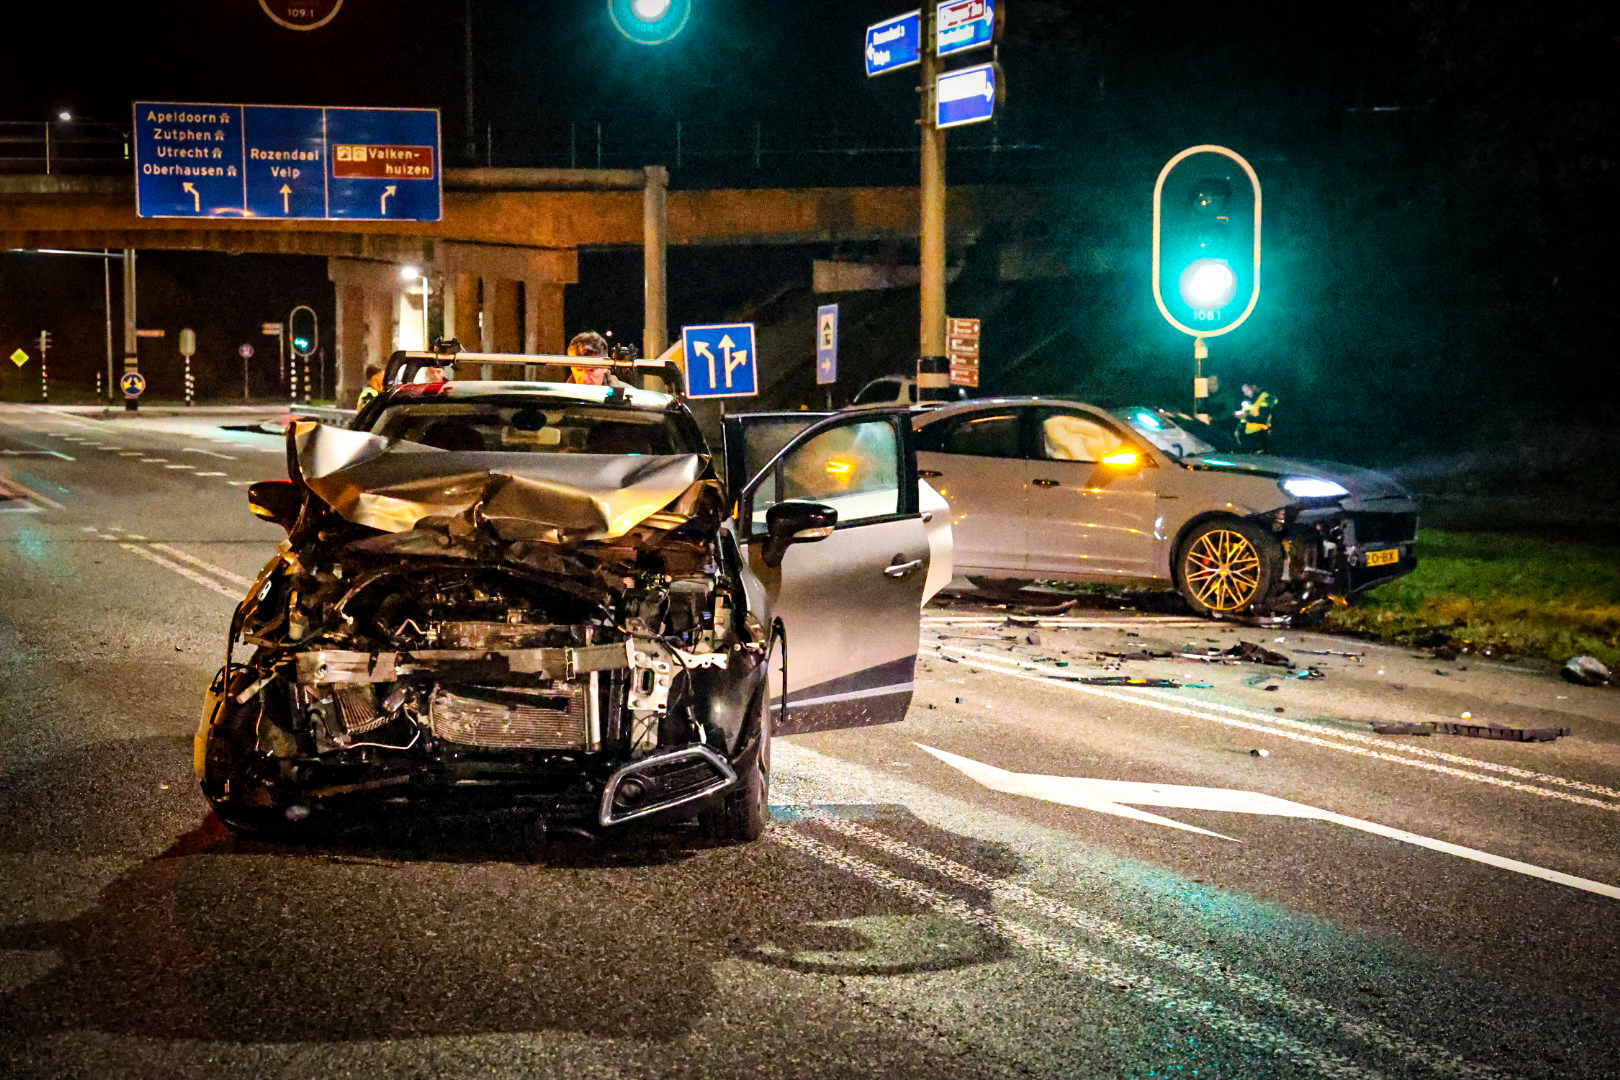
xmin=292 ymin=422 xmax=705 ymax=541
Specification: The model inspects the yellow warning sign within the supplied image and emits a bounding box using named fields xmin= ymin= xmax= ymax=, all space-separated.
xmin=9 ymin=349 xmax=28 ymax=368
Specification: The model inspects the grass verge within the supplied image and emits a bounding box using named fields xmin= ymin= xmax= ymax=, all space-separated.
xmin=1327 ymin=529 xmax=1620 ymax=668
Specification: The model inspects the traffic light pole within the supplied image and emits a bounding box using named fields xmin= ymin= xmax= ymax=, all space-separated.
xmin=916 ymin=8 xmax=950 ymax=404
xmin=122 ymin=249 xmax=138 ymax=412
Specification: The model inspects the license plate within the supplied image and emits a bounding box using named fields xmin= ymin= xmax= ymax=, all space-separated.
xmin=1365 ymin=547 xmax=1400 ymax=567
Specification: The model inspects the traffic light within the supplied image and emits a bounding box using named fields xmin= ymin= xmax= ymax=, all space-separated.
xmin=607 ymin=0 xmax=692 ymax=45
xmin=1153 ymin=146 xmax=1261 ymax=339
xmin=288 ymin=305 xmax=318 ymax=357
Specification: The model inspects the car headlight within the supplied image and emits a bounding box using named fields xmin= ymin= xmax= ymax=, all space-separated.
xmin=1280 ymin=477 xmax=1349 ymax=499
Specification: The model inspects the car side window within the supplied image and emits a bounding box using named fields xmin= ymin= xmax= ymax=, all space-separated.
xmin=752 ymin=419 xmax=901 ymax=531
xmin=920 ymin=411 xmax=1021 ymax=458
xmin=1039 ymin=411 xmax=1121 ymax=464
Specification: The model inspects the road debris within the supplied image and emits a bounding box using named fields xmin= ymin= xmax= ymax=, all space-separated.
xmin=1562 ymin=656 xmax=1612 ymax=687
xmin=1371 ymin=722 xmax=1435 ymax=736
xmin=1292 ymin=667 xmax=1325 ymax=680
xmin=1434 ymin=721 xmax=1572 ymax=743
xmin=1249 ymin=748 xmax=1271 ymax=757
xmin=1296 ymin=647 xmax=1365 ymax=660
xmin=1175 ymin=641 xmax=1294 ymax=667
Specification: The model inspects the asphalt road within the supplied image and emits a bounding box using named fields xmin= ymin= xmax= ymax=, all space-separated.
xmin=3 ymin=404 xmax=1618 ymax=1080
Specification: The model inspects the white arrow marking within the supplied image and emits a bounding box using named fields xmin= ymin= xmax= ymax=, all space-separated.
xmin=718 ymin=334 xmax=749 ymax=387
xmin=380 ymin=184 xmax=397 ymax=214
xmin=692 ymin=339 xmax=717 ymax=389
xmin=918 ymin=744 xmax=1620 ymax=901
xmin=279 ymin=183 xmax=292 ymax=213
xmin=181 ymin=182 xmax=200 ymax=212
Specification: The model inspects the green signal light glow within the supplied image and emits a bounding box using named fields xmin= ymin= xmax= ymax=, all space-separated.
xmin=1179 ymin=258 xmax=1237 ymax=310
xmin=608 ymin=0 xmax=690 ymax=44
xmin=1134 ymin=410 xmax=1164 ymax=430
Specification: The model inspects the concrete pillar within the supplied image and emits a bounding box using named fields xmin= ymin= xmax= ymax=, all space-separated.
xmin=444 ymin=273 xmax=480 ymax=351
xmin=328 ymin=259 xmax=403 ymax=406
xmin=525 ymin=280 xmax=566 ymax=354
xmin=487 ymin=278 xmax=523 ymax=353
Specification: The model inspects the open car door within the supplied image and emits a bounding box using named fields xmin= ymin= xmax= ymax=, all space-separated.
xmin=725 ymin=409 xmax=931 ymax=735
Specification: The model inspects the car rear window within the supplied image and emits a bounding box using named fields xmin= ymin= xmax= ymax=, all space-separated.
xmin=368 ymin=402 xmax=693 ymax=455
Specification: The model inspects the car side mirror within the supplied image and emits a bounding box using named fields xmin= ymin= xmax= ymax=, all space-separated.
xmin=762 ymin=501 xmax=838 ymax=567
xmin=247 ymin=479 xmax=301 ymax=531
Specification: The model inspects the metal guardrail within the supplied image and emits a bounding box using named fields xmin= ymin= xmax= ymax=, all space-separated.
xmin=0 ymin=121 xmax=130 ymax=175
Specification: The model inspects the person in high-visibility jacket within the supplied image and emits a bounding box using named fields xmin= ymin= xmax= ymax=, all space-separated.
xmin=1233 ymin=383 xmax=1276 ymax=453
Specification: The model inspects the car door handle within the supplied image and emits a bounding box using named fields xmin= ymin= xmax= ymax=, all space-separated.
xmin=883 ymin=557 xmax=924 ymax=578
xmin=918 ymin=469 xmax=942 ymax=479
xmin=1032 ymin=478 xmax=1059 ymax=487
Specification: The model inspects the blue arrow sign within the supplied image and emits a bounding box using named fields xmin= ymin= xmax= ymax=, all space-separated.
xmin=936 ymin=0 xmax=995 ymax=57
xmin=120 ymin=372 xmax=146 ymax=398
xmin=682 ymin=323 xmax=758 ymax=399
xmin=134 ymin=102 xmax=441 ymax=221
xmin=865 ymin=10 xmax=921 ymax=77
xmin=936 ymin=62 xmax=997 ymax=129
xmin=816 ymin=304 xmax=838 ymax=386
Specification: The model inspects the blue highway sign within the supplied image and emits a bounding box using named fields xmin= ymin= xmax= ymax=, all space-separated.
xmin=936 ymin=62 xmax=997 ymax=129
xmin=120 ymin=372 xmax=146 ymax=398
xmin=816 ymin=304 xmax=838 ymax=385
xmin=134 ymin=102 xmax=441 ymax=221
xmin=865 ymin=10 xmax=921 ymax=77
xmin=936 ymin=0 xmax=996 ymax=57
xmin=681 ymin=323 xmax=758 ymax=399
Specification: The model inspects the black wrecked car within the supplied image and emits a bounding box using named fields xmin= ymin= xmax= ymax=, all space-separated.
xmin=196 ymin=350 xmax=942 ymax=843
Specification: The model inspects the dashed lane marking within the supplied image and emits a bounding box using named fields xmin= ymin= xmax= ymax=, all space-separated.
xmin=194 ymin=471 xmax=227 ymax=477
xmin=0 ymin=476 xmax=66 ymax=510
xmin=148 ymin=542 xmax=254 ymax=588
xmin=118 ymin=543 xmax=241 ymax=600
xmin=183 ymin=448 xmax=236 ymax=460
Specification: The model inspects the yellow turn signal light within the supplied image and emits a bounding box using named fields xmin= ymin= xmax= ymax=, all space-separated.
xmin=1101 ymin=449 xmax=1139 ymax=468
xmin=824 ymin=459 xmax=853 ymax=476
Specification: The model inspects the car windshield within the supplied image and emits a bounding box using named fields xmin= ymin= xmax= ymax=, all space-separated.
xmin=366 ymin=399 xmax=699 ymax=456
xmin=1110 ymin=406 xmax=1241 ymax=461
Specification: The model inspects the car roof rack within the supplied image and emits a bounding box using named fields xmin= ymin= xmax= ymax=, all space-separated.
xmin=384 ymin=340 xmax=686 ymax=398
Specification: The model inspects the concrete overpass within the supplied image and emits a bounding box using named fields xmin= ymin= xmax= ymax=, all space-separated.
xmin=0 ymin=168 xmax=1052 ymax=401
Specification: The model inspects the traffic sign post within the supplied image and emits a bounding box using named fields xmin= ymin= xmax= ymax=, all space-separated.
xmin=865 ymin=10 xmax=921 ymax=76
xmin=680 ymin=323 xmax=758 ymax=400
xmin=133 ymin=103 xmax=441 ymax=222
xmin=238 ymin=342 xmax=255 ymax=401
xmin=947 ymin=316 xmax=981 ymax=387
xmin=120 ymin=371 xmax=146 ymax=399
xmin=816 ymin=304 xmax=839 ymax=388
xmin=289 ymin=305 xmax=318 ymax=403
xmin=36 ymin=330 xmax=50 ymax=401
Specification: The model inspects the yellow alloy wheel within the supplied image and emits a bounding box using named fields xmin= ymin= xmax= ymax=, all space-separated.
xmin=1182 ymin=528 xmax=1264 ymax=612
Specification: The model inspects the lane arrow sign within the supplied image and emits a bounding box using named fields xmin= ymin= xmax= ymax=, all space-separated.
xmin=917 ymin=744 xmax=1620 ymax=900
xmin=380 ymin=184 xmax=397 ymax=214
xmin=181 ymin=182 xmax=201 ymax=212
xmin=279 ymin=184 xmax=293 ymax=213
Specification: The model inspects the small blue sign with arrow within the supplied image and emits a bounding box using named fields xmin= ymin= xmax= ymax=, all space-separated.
xmin=936 ymin=62 xmax=997 ymax=129
xmin=681 ymin=323 xmax=758 ymax=399
xmin=865 ymin=10 xmax=921 ymax=77
xmin=816 ymin=304 xmax=838 ymax=386
xmin=936 ymin=0 xmax=996 ymax=57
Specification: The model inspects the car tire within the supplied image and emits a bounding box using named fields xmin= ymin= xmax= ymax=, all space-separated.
xmin=968 ymin=576 xmax=1034 ymax=598
xmin=199 ymin=668 xmax=304 ymax=841
xmin=1174 ymin=518 xmax=1282 ymax=617
xmin=701 ymin=647 xmax=777 ymax=846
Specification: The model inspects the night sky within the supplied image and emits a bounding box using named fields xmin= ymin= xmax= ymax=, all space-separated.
xmin=4 ymin=0 xmax=1615 ymax=466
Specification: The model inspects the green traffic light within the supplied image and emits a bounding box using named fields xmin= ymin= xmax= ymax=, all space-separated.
xmin=608 ymin=0 xmax=690 ymax=44
xmin=293 ymin=337 xmax=312 ymax=351
xmin=1179 ymin=258 xmax=1237 ymax=310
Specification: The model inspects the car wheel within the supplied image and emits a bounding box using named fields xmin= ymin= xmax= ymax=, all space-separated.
xmin=1175 ymin=518 xmax=1282 ymax=617
xmin=199 ymin=668 xmax=303 ymax=840
xmin=968 ymin=576 xmax=1034 ymax=598
xmin=701 ymin=646 xmax=777 ymax=845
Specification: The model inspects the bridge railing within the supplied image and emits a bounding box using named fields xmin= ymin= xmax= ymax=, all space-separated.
xmin=0 ymin=121 xmax=130 ymax=175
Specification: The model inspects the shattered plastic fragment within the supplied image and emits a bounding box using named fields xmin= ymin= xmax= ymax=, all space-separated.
xmin=1562 ymin=656 xmax=1612 ymax=687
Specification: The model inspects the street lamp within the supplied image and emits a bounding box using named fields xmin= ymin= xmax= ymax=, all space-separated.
xmin=608 ymin=0 xmax=691 ymax=44
xmin=401 ymin=265 xmax=430 ymax=347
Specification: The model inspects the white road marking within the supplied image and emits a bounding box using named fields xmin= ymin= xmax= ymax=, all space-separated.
xmin=917 ymin=744 xmax=1620 ymax=902
xmin=0 ymin=449 xmax=75 ymax=460
xmin=164 ymin=464 xmax=192 ymax=470
xmin=118 ymin=452 xmax=143 ymax=457
xmin=804 ymin=811 xmax=1504 ymax=1079
xmin=226 ymin=481 xmax=251 ymax=487
xmin=935 ymin=645 xmax=1620 ymax=814
xmin=194 ymin=471 xmax=227 ymax=477
xmin=148 ymin=543 xmax=254 ymax=587
xmin=0 ymin=476 xmax=66 ymax=509
xmin=0 ymin=504 xmax=41 ymax=514
xmin=118 ymin=544 xmax=241 ymax=600
xmin=140 ymin=458 xmax=167 ymax=464
xmin=183 ymin=448 xmax=236 ymax=460
xmin=925 ymin=616 xmax=1208 ymax=628
xmin=774 ymin=828 xmax=1384 ymax=1080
